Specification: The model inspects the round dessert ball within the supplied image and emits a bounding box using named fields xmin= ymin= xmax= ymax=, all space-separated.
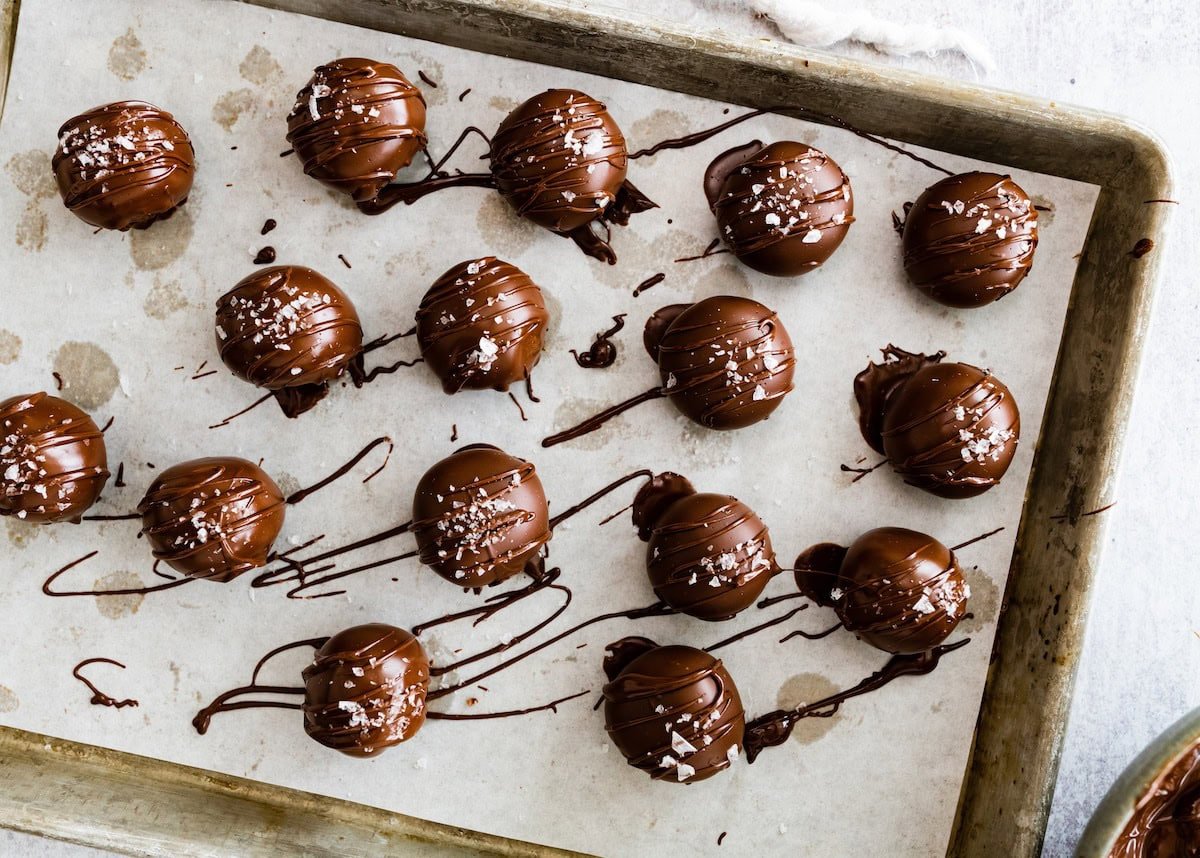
xmin=286 ymin=58 xmax=427 ymax=202
xmin=302 ymin=624 xmax=430 ymax=756
xmin=795 ymin=528 xmax=970 ymax=654
xmin=412 ymin=444 xmax=550 ymax=588
xmin=0 ymin=392 xmax=109 ymax=524
xmin=52 ymin=100 xmax=195 ymax=231
xmin=602 ymin=637 xmax=745 ymax=784
xmin=901 ymin=171 xmax=1038 ymax=308
xmin=138 ymin=457 xmax=285 ymax=582
xmin=646 ymin=296 xmax=795 ymax=430
xmin=704 ymin=140 xmax=853 ymax=276
xmin=635 ymin=477 xmax=778 ymax=621
xmin=415 ymin=257 xmax=549 ymax=394
xmin=855 ymin=347 xmax=1020 ymax=499
xmin=490 ymin=89 xmax=629 ymax=234
xmin=215 ymin=266 xmax=364 ymax=417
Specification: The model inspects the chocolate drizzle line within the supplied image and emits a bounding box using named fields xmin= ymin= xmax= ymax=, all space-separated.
xmin=417 ymin=70 xmax=438 ymax=88
xmin=631 ymin=106 xmax=953 ymax=176
xmin=508 ymin=391 xmax=528 ymax=422
xmin=570 ymin=314 xmax=626 ymax=369
xmin=632 ymin=273 xmax=665 ymax=297
xmin=427 ymin=688 xmax=589 ymax=720
xmin=285 ymin=436 xmax=393 ymax=504
xmin=458 ymin=88 xmax=472 ymax=102
xmin=72 ymin=658 xmax=138 ymax=709
xmin=743 ymin=638 xmax=970 ymax=762
xmin=193 ymin=637 xmax=327 ymax=734
xmin=43 ymin=551 xmax=193 ymax=597
xmin=949 ymin=526 xmax=1004 ymax=551
xmin=840 ymin=458 xmax=888 ymax=483
xmin=548 ymin=469 xmax=654 ymax=530
xmin=251 ymin=521 xmax=416 ymax=600
xmin=114 ymin=463 xmax=125 ymax=488
xmin=81 ymin=512 xmax=141 ymax=521
xmin=51 ymin=371 xmax=63 ymax=391
xmin=208 ymin=391 xmax=274 ymax=430
xmin=348 ymin=355 xmax=424 ymax=387
xmin=1050 ymin=501 xmax=1116 ymax=522
xmin=674 ymin=238 xmax=728 ymax=263
xmin=542 ymin=387 xmax=664 ymax=448
xmin=356 ymin=125 xmax=495 ymax=214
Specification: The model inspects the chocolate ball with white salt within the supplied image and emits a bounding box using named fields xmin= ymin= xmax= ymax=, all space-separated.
xmin=0 ymin=392 xmax=108 ymax=524
xmin=602 ymin=637 xmax=745 ymax=784
xmin=795 ymin=527 xmax=970 ymax=654
xmin=855 ymin=346 xmax=1020 ymax=499
xmin=416 ymin=257 xmax=549 ymax=394
xmin=53 ymin=101 xmax=195 ymax=231
xmin=632 ymin=473 xmax=780 ymax=621
xmin=704 ymin=140 xmax=853 ymax=276
xmin=138 ymin=457 xmax=285 ymax=582
xmin=412 ymin=444 xmax=550 ymax=589
xmin=215 ymin=266 xmax=364 ymax=417
xmin=303 ymin=624 xmax=430 ymax=756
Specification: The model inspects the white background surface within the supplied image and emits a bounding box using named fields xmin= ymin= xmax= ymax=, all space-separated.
xmin=3 ymin=0 xmax=1197 ymax=856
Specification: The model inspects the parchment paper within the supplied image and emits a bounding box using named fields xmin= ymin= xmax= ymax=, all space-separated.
xmin=0 ymin=0 xmax=1099 ymax=854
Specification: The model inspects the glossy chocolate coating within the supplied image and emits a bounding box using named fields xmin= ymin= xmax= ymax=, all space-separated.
xmin=602 ymin=638 xmax=744 ymax=783
xmin=705 ymin=140 xmax=853 ymax=276
xmin=302 ymin=624 xmax=430 ymax=757
xmin=138 ymin=457 xmax=285 ymax=582
xmin=490 ymin=89 xmax=630 ymax=233
xmin=636 ymin=476 xmax=778 ymax=620
xmin=796 ymin=527 xmax=969 ymax=654
xmin=902 ymin=172 xmax=1038 ymax=308
xmin=215 ymin=266 xmax=364 ymax=416
xmin=1108 ymin=737 xmax=1200 ymax=858
xmin=412 ymin=445 xmax=550 ymax=588
xmin=855 ymin=346 xmax=1020 ymax=499
xmin=0 ymin=393 xmax=108 ymax=524
xmin=648 ymin=296 xmax=795 ymax=430
xmin=416 ymin=257 xmax=548 ymax=394
xmin=286 ymin=58 xmax=427 ymax=202
xmin=53 ymin=101 xmax=195 ymax=231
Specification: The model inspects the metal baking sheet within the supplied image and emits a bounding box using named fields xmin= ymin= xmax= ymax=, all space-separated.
xmin=0 ymin=0 xmax=1172 ymax=856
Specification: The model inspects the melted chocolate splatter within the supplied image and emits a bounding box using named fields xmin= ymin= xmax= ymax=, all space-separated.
xmin=72 ymin=657 xmax=138 ymax=709
xmin=570 ymin=314 xmax=626 ymax=369
xmin=260 ymin=218 xmax=277 ymax=235
xmin=253 ymin=246 xmax=276 ymax=265
xmin=632 ymin=272 xmax=665 ymax=297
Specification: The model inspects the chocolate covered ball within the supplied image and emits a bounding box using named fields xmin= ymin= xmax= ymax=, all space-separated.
xmin=796 ymin=528 xmax=969 ymax=654
xmin=901 ymin=172 xmax=1038 ymax=308
xmin=286 ymin=58 xmax=427 ymax=202
xmin=412 ymin=444 xmax=550 ymax=588
xmin=415 ymin=257 xmax=548 ymax=394
xmin=0 ymin=393 xmax=108 ymax=524
xmin=138 ymin=457 xmax=285 ymax=582
xmin=645 ymin=296 xmax=795 ymax=430
xmin=215 ymin=266 xmax=364 ymax=417
xmin=602 ymin=637 xmax=745 ymax=784
xmin=704 ymin=140 xmax=853 ymax=276
xmin=855 ymin=346 xmax=1020 ymax=499
xmin=633 ymin=473 xmax=778 ymax=621
xmin=53 ymin=101 xmax=195 ymax=231
xmin=302 ymin=624 xmax=430 ymax=756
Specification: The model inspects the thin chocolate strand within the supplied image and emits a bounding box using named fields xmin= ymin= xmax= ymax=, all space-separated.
xmin=359 ymin=326 xmax=417 ymax=356
xmin=428 ymin=688 xmax=589 ymax=720
xmin=209 ymin=391 xmax=274 ymax=429
xmin=413 ymin=568 xmax=562 ymax=635
xmin=72 ymin=658 xmax=138 ymax=709
xmin=779 ymin=622 xmax=841 ymax=643
xmin=757 ymin=591 xmax=807 ymax=609
xmin=287 ymin=436 xmax=394 ymax=504
xmin=705 ymin=606 xmax=807 ymax=652
xmin=542 ymin=387 xmax=665 ymax=448
xmin=549 ymin=469 xmax=654 ymax=529
xmin=43 ymin=551 xmax=193 ymax=597
xmin=284 ymin=549 xmax=420 ymax=600
xmin=81 ymin=512 xmax=142 ymax=521
xmin=349 ymin=356 xmax=424 ymax=387
xmin=950 ymin=526 xmax=1004 ymax=552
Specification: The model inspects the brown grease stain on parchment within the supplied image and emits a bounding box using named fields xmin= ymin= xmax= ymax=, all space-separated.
xmin=213 ymin=89 xmax=257 ymax=132
xmin=94 ymin=571 xmax=145 ymax=619
xmin=4 ymin=517 xmax=42 ymax=549
xmin=107 ymin=29 xmax=147 ymax=80
xmin=476 ymin=193 xmax=542 ymax=255
xmin=6 ymin=151 xmax=56 ymax=253
xmin=0 ymin=686 xmax=18 ymax=713
xmin=52 ymin=342 xmax=120 ymax=409
xmin=959 ymin=566 xmax=1000 ymax=635
xmin=629 ymin=109 xmax=691 ymax=162
xmin=239 ymin=45 xmax=282 ymax=85
xmin=776 ymin=672 xmax=842 ymax=745
xmin=0 ymin=329 xmax=22 ymax=364
xmin=130 ymin=209 xmax=193 ymax=270
xmin=143 ymin=276 xmax=189 ymax=319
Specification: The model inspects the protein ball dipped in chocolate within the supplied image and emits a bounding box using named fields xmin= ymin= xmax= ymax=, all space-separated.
xmin=900 ymin=172 xmax=1038 ymax=308
xmin=602 ymin=637 xmax=745 ymax=784
xmin=138 ymin=457 xmax=285 ymax=582
xmin=416 ymin=257 xmax=548 ymax=394
xmin=302 ymin=624 xmax=430 ymax=756
xmin=215 ymin=266 xmax=364 ymax=417
xmin=632 ymin=473 xmax=779 ymax=621
xmin=412 ymin=444 xmax=550 ymax=589
xmin=704 ymin=140 xmax=853 ymax=276
xmin=286 ymin=58 xmax=427 ymax=202
xmin=0 ymin=393 xmax=108 ymax=524
xmin=543 ymin=296 xmax=795 ymax=447
xmin=53 ymin=101 xmax=195 ymax=231
xmin=855 ymin=346 xmax=1020 ymax=499
xmin=795 ymin=528 xmax=969 ymax=654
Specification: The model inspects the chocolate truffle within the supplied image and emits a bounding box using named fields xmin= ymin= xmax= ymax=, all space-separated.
xmin=855 ymin=346 xmax=1020 ymax=499
xmin=415 ymin=257 xmax=549 ymax=394
xmin=649 ymin=296 xmax=796 ymax=429
xmin=215 ymin=266 xmax=364 ymax=417
xmin=0 ymin=393 xmax=108 ymax=524
xmin=633 ymin=474 xmax=779 ymax=620
xmin=901 ymin=172 xmax=1038 ymax=308
xmin=796 ymin=528 xmax=969 ymax=654
xmin=603 ymin=637 xmax=745 ymax=783
xmin=302 ymin=624 xmax=430 ymax=756
xmin=412 ymin=444 xmax=550 ymax=588
xmin=138 ymin=457 xmax=285 ymax=582
xmin=286 ymin=58 xmax=427 ymax=202
xmin=489 ymin=89 xmax=655 ymax=261
xmin=53 ymin=101 xmax=195 ymax=231
xmin=704 ymin=140 xmax=853 ymax=276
